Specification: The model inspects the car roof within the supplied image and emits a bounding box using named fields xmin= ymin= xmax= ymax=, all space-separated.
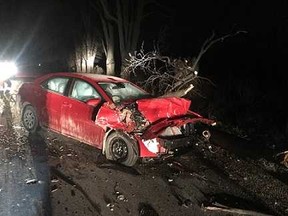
xmin=39 ymin=72 xmax=128 ymax=83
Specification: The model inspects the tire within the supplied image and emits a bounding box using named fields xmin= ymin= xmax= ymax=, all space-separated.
xmin=105 ymin=132 xmax=139 ymax=167
xmin=22 ymin=105 xmax=39 ymax=133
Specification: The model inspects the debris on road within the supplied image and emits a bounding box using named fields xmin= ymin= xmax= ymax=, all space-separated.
xmin=25 ymin=179 xmax=38 ymax=185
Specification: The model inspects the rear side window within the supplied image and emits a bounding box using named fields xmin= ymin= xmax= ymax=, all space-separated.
xmin=41 ymin=77 xmax=69 ymax=94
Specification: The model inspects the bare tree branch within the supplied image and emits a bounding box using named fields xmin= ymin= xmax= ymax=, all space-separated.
xmin=124 ymin=30 xmax=246 ymax=97
xmin=170 ymin=30 xmax=247 ymax=92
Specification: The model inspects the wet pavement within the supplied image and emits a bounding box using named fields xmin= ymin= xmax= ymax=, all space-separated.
xmin=0 ymin=94 xmax=51 ymax=216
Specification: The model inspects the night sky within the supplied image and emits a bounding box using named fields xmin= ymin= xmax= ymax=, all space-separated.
xmin=167 ymin=1 xmax=288 ymax=121
xmin=0 ymin=1 xmax=287 ymax=78
xmin=168 ymin=1 xmax=288 ymax=78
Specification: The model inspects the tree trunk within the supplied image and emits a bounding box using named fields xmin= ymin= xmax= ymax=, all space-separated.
xmin=117 ymin=0 xmax=144 ymax=79
xmin=106 ymin=47 xmax=115 ymax=75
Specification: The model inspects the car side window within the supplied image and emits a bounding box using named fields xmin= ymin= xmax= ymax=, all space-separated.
xmin=41 ymin=77 xmax=69 ymax=94
xmin=70 ymin=79 xmax=100 ymax=102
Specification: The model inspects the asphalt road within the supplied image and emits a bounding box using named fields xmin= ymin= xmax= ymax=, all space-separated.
xmin=0 ymin=94 xmax=50 ymax=216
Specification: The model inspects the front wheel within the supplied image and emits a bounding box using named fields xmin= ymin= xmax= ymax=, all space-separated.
xmin=22 ymin=105 xmax=39 ymax=133
xmin=105 ymin=132 xmax=139 ymax=167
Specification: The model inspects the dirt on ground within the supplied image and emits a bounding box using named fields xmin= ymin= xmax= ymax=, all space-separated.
xmin=2 ymin=91 xmax=288 ymax=216
xmin=41 ymin=128 xmax=288 ymax=216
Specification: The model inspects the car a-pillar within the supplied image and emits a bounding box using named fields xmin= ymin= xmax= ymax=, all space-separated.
xmin=104 ymin=130 xmax=139 ymax=167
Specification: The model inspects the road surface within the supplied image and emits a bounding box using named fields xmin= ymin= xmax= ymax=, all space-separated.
xmin=0 ymin=94 xmax=50 ymax=216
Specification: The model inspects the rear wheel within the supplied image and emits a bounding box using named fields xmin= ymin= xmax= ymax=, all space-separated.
xmin=105 ymin=132 xmax=139 ymax=167
xmin=22 ymin=105 xmax=39 ymax=133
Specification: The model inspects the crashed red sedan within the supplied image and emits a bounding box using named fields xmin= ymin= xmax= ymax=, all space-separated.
xmin=18 ymin=72 xmax=216 ymax=166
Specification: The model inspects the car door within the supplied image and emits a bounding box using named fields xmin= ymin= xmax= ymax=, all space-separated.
xmin=40 ymin=77 xmax=69 ymax=132
xmin=60 ymin=79 xmax=105 ymax=148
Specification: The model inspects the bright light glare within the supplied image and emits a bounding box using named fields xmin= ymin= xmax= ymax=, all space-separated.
xmin=87 ymin=55 xmax=95 ymax=66
xmin=0 ymin=62 xmax=18 ymax=81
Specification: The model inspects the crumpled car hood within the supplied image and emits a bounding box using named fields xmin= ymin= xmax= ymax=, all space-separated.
xmin=95 ymin=97 xmax=214 ymax=137
xmin=136 ymin=97 xmax=191 ymax=123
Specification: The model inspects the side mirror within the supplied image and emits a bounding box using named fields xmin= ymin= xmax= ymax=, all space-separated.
xmin=86 ymin=98 xmax=101 ymax=106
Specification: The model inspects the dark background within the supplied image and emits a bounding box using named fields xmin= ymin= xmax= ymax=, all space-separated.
xmin=163 ymin=1 xmax=287 ymax=146
xmin=1 ymin=1 xmax=287 ymax=79
xmin=1 ymin=0 xmax=287 ymax=146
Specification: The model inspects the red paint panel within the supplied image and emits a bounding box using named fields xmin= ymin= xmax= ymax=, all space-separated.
xmin=96 ymin=105 xmax=124 ymax=129
xmin=135 ymin=136 xmax=158 ymax=157
xmin=95 ymin=103 xmax=136 ymax=132
xmin=61 ymin=98 xmax=105 ymax=148
xmin=136 ymin=97 xmax=191 ymax=123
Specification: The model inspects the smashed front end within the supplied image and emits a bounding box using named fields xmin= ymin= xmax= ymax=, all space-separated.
xmin=95 ymin=97 xmax=216 ymax=159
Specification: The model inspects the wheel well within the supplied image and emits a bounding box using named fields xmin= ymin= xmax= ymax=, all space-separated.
xmin=102 ymin=128 xmax=115 ymax=155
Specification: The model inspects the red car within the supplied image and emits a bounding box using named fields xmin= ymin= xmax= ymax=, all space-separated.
xmin=18 ymin=72 xmax=216 ymax=166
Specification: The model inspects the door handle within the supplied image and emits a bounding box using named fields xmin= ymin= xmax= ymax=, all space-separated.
xmin=63 ymin=102 xmax=72 ymax=108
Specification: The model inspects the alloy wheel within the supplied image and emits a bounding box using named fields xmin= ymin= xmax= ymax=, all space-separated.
xmin=111 ymin=138 xmax=128 ymax=160
xmin=23 ymin=109 xmax=36 ymax=130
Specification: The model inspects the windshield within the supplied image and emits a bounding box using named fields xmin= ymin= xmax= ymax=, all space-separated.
xmin=98 ymin=82 xmax=151 ymax=103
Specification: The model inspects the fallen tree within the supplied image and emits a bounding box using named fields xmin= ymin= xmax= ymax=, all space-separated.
xmin=123 ymin=31 xmax=247 ymax=98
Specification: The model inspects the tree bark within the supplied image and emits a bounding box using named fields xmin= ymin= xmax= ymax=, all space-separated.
xmin=106 ymin=47 xmax=115 ymax=75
